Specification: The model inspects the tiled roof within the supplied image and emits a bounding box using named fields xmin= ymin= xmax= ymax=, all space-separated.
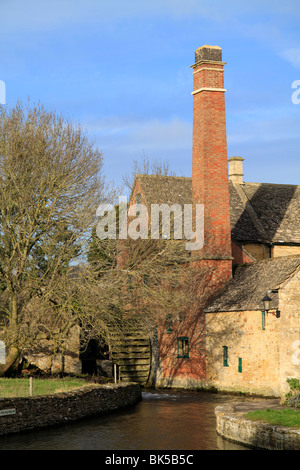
xmin=240 ymin=182 xmax=300 ymax=244
xmin=204 ymin=255 xmax=300 ymax=313
xmin=133 ymin=174 xmax=192 ymax=207
xmin=132 ymin=175 xmax=300 ymax=245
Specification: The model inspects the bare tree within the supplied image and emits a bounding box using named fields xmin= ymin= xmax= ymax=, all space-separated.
xmin=122 ymin=152 xmax=176 ymax=192
xmin=0 ymin=101 xmax=116 ymax=375
xmin=89 ymin=218 xmax=215 ymax=334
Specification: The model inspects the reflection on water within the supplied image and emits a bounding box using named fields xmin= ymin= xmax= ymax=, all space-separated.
xmin=0 ymin=390 xmax=250 ymax=450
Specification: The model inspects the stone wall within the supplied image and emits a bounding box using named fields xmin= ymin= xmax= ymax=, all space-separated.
xmin=279 ymin=268 xmax=300 ymax=396
xmin=215 ymin=404 xmax=300 ymax=450
xmin=273 ymin=245 xmax=300 ymax=258
xmin=206 ymin=266 xmax=300 ymax=398
xmin=239 ymin=242 xmax=300 ymax=261
xmin=0 ymin=383 xmax=141 ymax=436
xmin=25 ymin=325 xmax=82 ymax=375
xmin=206 ymin=310 xmax=281 ymax=396
xmin=241 ymin=243 xmax=270 ymax=261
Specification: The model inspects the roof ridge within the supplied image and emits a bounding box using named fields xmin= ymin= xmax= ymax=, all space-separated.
xmin=136 ymin=174 xmax=191 ymax=179
xmin=274 ymin=263 xmax=300 ymax=290
xmin=205 ymin=254 xmax=300 ymax=313
xmin=247 ymin=254 xmax=300 ymax=265
xmin=243 ymin=182 xmax=299 ymax=187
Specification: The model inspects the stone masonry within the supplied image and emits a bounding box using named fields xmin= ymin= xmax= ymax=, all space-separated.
xmin=0 ymin=383 xmax=141 ymax=436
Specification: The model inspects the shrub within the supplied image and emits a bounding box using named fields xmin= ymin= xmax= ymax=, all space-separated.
xmin=285 ymin=378 xmax=300 ymax=408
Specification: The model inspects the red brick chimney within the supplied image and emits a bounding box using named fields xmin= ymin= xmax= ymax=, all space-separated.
xmin=191 ymin=45 xmax=232 ymax=261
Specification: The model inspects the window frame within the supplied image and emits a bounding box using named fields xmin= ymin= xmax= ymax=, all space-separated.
xmin=177 ymin=336 xmax=189 ymax=358
xmin=166 ymin=314 xmax=173 ymax=333
xmin=223 ymin=346 xmax=229 ymax=367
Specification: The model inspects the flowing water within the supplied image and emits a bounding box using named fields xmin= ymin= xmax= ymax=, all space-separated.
xmin=0 ymin=390 xmax=251 ymax=450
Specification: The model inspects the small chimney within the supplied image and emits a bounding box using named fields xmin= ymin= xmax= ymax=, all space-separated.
xmin=228 ymin=157 xmax=244 ymax=184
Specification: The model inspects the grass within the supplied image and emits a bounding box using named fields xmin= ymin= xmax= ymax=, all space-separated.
xmin=0 ymin=377 xmax=90 ymax=398
xmin=245 ymin=408 xmax=300 ymax=429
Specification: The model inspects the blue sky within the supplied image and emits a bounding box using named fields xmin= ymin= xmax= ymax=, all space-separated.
xmin=1 ymin=0 xmax=300 ymax=189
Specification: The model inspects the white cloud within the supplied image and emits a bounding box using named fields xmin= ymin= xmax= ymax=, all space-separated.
xmin=228 ymin=105 xmax=300 ymax=143
xmin=87 ymin=115 xmax=192 ymax=185
xmin=280 ymin=48 xmax=300 ymax=69
xmin=84 ymin=116 xmax=192 ymax=151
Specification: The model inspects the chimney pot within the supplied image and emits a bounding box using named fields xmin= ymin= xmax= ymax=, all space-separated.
xmin=228 ymin=156 xmax=244 ymax=184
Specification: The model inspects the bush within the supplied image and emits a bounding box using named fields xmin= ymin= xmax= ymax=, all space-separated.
xmin=285 ymin=378 xmax=300 ymax=408
xmin=287 ymin=378 xmax=300 ymax=391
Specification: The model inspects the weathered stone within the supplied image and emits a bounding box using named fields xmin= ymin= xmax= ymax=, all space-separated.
xmin=0 ymin=383 xmax=141 ymax=436
xmin=215 ymin=403 xmax=300 ymax=450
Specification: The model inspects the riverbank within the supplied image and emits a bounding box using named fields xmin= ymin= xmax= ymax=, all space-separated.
xmin=215 ymin=399 xmax=300 ymax=450
xmin=0 ymin=388 xmax=250 ymax=450
xmin=0 ymin=377 xmax=89 ymax=397
xmin=0 ymin=383 xmax=141 ymax=436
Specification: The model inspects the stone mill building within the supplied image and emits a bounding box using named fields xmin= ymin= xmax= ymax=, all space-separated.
xmin=129 ymin=45 xmax=300 ymax=397
xmin=27 ymin=45 xmax=300 ymax=398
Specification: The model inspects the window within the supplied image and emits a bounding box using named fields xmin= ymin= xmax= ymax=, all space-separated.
xmin=238 ymin=357 xmax=242 ymax=373
xmin=177 ymin=337 xmax=189 ymax=358
xmin=223 ymin=346 xmax=229 ymax=367
xmin=166 ymin=314 xmax=173 ymax=333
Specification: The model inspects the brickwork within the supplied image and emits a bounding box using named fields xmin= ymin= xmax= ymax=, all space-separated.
xmin=155 ymin=309 xmax=206 ymax=388
xmin=151 ymin=46 xmax=234 ymax=388
xmin=154 ymin=259 xmax=233 ymax=388
xmin=232 ymin=242 xmax=255 ymax=265
xmin=191 ymin=46 xmax=231 ymax=261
